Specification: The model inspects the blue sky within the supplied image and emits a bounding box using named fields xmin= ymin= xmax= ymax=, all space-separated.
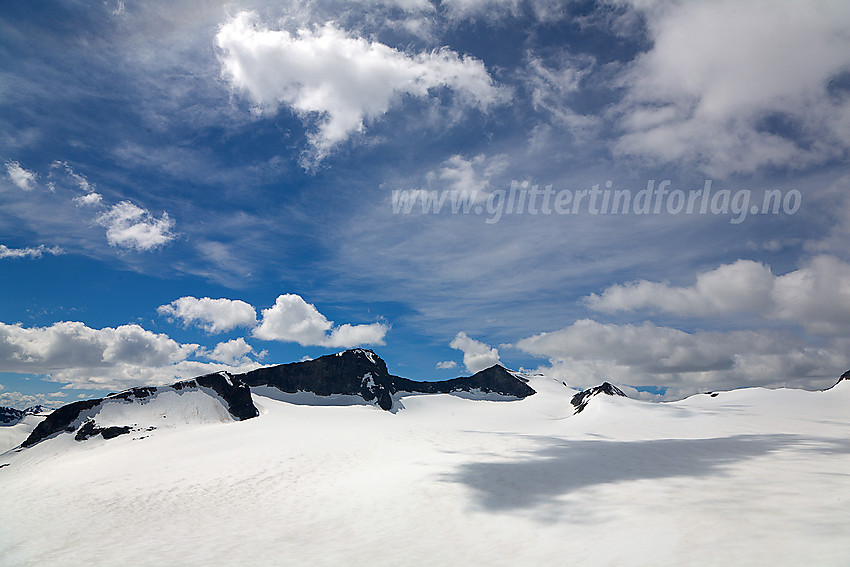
xmin=2 ymin=0 xmax=850 ymax=408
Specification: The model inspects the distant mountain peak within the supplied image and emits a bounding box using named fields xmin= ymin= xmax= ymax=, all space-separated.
xmin=571 ymin=382 xmax=627 ymax=414
xmin=0 ymin=404 xmax=51 ymax=426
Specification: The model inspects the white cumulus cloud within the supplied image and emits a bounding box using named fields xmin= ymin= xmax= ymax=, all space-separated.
xmin=158 ymin=296 xmax=258 ymax=334
xmin=584 ymin=255 xmax=850 ymax=336
xmin=0 ymin=390 xmax=66 ymax=411
xmin=449 ymin=331 xmax=500 ymax=373
xmin=253 ymin=294 xmax=388 ymax=347
xmin=73 ymin=192 xmax=103 ymax=207
xmin=516 ymin=319 xmax=849 ymax=397
xmin=202 ymin=337 xmax=256 ymax=366
xmin=96 ymin=201 xmax=176 ymax=251
xmin=0 ymin=320 xmax=262 ymax=391
xmin=436 ymin=360 xmax=458 ymax=369
xmin=5 ymin=160 xmax=37 ymax=191
xmin=216 ymin=11 xmax=505 ymax=164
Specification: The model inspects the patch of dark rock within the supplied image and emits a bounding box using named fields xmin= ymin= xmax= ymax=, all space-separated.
xmin=22 ymin=398 xmax=103 ymax=447
xmin=571 ymin=382 xmax=627 ymax=414
xmin=194 ymin=373 xmax=259 ymax=420
xmin=74 ymin=420 xmax=132 ymax=441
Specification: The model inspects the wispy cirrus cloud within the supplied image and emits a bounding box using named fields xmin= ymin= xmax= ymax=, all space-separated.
xmin=0 ymin=244 xmax=64 ymax=260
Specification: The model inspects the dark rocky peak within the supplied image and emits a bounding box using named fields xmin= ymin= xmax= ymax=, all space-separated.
xmin=571 ymin=382 xmax=627 ymax=414
xmin=238 ymin=349 xmax=396 ymax=410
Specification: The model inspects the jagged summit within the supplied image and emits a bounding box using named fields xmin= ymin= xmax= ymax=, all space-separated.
xmin=571 ymin=382 xmax=627 ymax=414
xmin=240 ymin=348 xmax=397 ymax=410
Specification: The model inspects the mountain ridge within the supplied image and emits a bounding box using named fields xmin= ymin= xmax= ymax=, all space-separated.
xmin=14 ymin=349 xmax=536 ymax=449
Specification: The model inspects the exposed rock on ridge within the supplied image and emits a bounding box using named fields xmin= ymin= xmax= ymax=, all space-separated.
xmin=239 ymin=349 xmax=536 ymax=411
xmin=18 ymin=349 xmax=535 ymax=448
xmin=21 ymin=372 xmax=258 ymax=448
xmin=571 ymin=382 xmax=627 ymax=414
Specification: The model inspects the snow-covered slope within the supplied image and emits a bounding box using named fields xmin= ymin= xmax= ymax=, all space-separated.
xmin=18 ymin=372 xmax=258 ymax=449
xmin=1 ymin=365 xmax=848 ymax=566
xmin=0 ymin=406 xmax=49 ymax=453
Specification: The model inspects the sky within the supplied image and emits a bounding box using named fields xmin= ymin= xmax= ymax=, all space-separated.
xmin=1 ymin=0 xmax=850 ymax=408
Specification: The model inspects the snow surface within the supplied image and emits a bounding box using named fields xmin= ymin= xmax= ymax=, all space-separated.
xmin=1 ymin=376 xmax=849 ymax=566
xmin=0 ymin=415 xmax=44 ymax=453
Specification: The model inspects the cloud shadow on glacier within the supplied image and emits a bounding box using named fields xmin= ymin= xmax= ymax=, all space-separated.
xmin=444 ymin=434 xmax=850 ymax=515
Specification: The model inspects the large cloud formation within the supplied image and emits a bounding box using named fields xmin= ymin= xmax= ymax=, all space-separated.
xmin=584 ymin=256 xmax=850 ymax=336
xmin=614 ymin=0 xmax=850 ymax=175
xmin=0 ymin=321 xmax=261 ymax=390
xmin=216 ymin=11 xmax=505 ymax=164
xmin=516 ymin=319 xmax=848 ymax=398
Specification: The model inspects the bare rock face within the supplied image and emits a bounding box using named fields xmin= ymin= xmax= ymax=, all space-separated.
xmin=239 ymin=349 xmax=397 ymax=410
xmin=571 ymin=382 xmax=627 ymax=414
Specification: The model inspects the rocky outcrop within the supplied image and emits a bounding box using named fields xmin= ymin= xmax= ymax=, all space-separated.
xmin=173 ymin=372 xmax=259 ymax=421
xmin=571 ymin=382 xmax=627 ymax=414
